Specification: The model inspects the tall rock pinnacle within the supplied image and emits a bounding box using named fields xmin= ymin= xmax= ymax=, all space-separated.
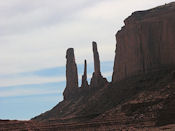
xmin=81 ymin=60 xmax=89 ymax=88
xmin=90 ymin=41 xmax=107 ymax=88
xmin=63 ymin=48 xmax=78 ymax=100
xmin=92 ymin=41 xmax=101 ymax=75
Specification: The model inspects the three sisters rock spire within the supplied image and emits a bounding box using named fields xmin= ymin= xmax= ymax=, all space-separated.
xmin=63 ymin=42 xmax=107 ymax=100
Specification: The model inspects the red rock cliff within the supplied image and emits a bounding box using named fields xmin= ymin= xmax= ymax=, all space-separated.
xmin=112 ymin=2 xmax=175 ymax=82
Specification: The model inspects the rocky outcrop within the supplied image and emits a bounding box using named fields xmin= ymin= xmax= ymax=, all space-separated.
xmin=112 ymin=2 xmax=175 ymax=82
xmin=63 ymin=42 xmax=108 ymax=99
xmin=90 ymin=41 xmax=107 ymax=88
xmin=81 ymin=60 xmax=89 ymax=88
xmin=63 ymin=48 xmax=78 ymax=100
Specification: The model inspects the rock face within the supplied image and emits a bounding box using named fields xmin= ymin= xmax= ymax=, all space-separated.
xmin=63 ymin=48 xmax=78 ymax=100
xmin=112 ymin=3 xmax=175 ymax=82
xmin=90 ymin=41 xmax=107 ymax=88
xmin=81 ymin=60 xmax=89 ymax=88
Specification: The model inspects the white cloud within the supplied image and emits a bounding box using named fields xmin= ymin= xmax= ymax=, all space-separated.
xmin=0 ymin=88 xmax=62 ymax=97
xmin=0 ymin=0 xmax=174 ymax=80
xmin=0 ymin=75 xmax=65 ymax=87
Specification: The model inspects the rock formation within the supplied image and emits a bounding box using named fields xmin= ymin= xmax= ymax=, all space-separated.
xmin=112 ymin=3 xmax=175 ymax=82
xmin=92 ymin=41 xmax=101 ymax=75
xmin=90 ymin=41 xmax=107 ymax=88
xmin=63 ymin=42 xmax=108 ymax=99
xmin=81 ymin=60 xmax=89 ymax=88
xmin=16 ymin=2 xmax=175 ymax=130
xmin=63 ymin=48 xmax=78 ymax=100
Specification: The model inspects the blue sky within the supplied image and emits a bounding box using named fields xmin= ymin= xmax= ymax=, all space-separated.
xmin=0 ymin=61 xmax=113 ymax=120
xmin=0 ymin=0 xmax=174 ymax=120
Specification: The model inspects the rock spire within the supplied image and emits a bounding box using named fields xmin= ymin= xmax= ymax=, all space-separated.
xmin=92 ymin=41 xmax=101 ymax=75
xmin=81 ymin=60 xmax=89 ymax=88
xmin=90 ymin=41 xmax=107 ymax=88
xmin=63 ymin=48 xmax=78 ymax=100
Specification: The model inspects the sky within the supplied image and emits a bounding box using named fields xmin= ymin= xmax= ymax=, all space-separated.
xmin=0 ymin=0 xmax=174 ymax=120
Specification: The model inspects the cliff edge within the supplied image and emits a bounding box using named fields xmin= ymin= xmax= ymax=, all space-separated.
xmin=112 ymin=2 xmax=175 ymax=82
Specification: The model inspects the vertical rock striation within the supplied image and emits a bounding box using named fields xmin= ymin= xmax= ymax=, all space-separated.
xmin=90 ymin=41 xmax=107 ymax=88
xmin=63 ymin=48 xmax=78 ymax=100
xmin=81 ymin=60 xmax=89 ymax=88
xmin=112 ymin=4 xmax=175 ymax=82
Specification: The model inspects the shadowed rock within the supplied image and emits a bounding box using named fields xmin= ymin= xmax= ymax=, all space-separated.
xmin=63 ymin=48 xmax=78 ymax=100
xmin=90 ymin=41 xmax=107 ymax=88
xmin=92 ymin=41 xmax=101 ymax=75
xmin=81 ymin=60 xmax=89 ymax=88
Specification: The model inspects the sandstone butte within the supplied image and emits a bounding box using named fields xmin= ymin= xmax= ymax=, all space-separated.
xmin=112 ymin=3 xmax=175 ymax=82
xmin=1 ymin=2 xmax=175 ymax=131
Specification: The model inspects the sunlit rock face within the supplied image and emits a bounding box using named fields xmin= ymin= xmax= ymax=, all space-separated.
xmin=63 ymin=48 xmax=79 ymax=100
xmin=112 ymin=3 xmax=175 ymax=82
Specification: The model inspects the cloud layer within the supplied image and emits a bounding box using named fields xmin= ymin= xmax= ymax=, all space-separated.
xmin=0 ymin=0 xmax=174 ymax=76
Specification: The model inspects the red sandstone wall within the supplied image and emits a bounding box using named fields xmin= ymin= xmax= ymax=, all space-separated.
xmin=112 ymin=3 xmax=175 ymax=82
